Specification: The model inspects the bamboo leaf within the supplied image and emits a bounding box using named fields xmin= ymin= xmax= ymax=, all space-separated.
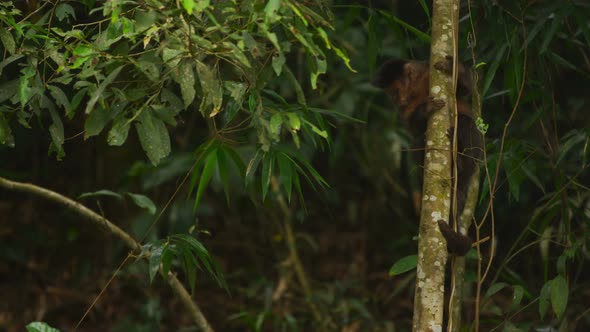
xmin=389 ymin=255 xmax=417 ymax=276
xmin=193 ymin=148 xmax=218 ymax=210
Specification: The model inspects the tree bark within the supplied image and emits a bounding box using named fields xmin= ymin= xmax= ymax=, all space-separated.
xmin=412 ymin=0 xmax=459 ymax=331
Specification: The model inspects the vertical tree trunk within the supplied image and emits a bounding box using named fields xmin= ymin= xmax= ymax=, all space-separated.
xmin=448 ymin=174 xmax=480 ymax=331
xmin=412 ymin=0 xmax=459 ymax=331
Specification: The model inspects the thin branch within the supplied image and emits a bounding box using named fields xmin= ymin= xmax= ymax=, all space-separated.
xmin=167 ymin=271 xmax=214 ymax=332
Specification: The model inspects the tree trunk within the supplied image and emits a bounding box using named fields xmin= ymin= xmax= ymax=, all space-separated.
xmin=412 ymin=0 xmax=459 ymax=331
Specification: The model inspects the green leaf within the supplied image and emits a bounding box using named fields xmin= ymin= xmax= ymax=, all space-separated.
xmin=84 ymin=65 xmax=123 ymax=114
xmin=265 ymin=30 xmax=281 ymax=51
xmin=217 ymin=148 xmax=231 ymax=205
xmin=195 ymin=0 xmax=210 ymax=13
xmin=277 ymin=152 xmax=293 ymax=202
xmin=270 ymin=113 xmax=282 ymax=136
xmin=248 ymin=92 xmax=257 ymax=113
xmin=173 ymin=234 xmax=208 ymax=256
xmin=539 ymin=15 xmax=561 ymax=54
xmin=135 ymin=110 xmax=171 ymax=166
xmin=181 ymin=242 xmax=198 ymax=293
xmin=177 ymin=60 xmax=195 ymax=108
xmin=282 ymin=66 xmax=306 ymax=105
xmin=246 ymin=150 xmax=263 ymax=186
xmin=556 ymin=255 xmax=567 ymax=275
xmin=539 ymin=281 xmax=551 ymax=320
xmin=151 ymin=104 xmax=177 ymax=126
xmin=161 ymin=89 xmax=184 ymax=114
xmin=272 ymin=52 xmax=286 ymax=76
xmin=310 ymin=57 xmax=327 ymax=89
xmin=485 ymin=282 xmax=508 ymax=298
xmin=377 ymin=10 xmax=430 ymax=43
xmin=224 ymin=81 xmax=247 ymax=104
xmin=0 ymin=27 xmax=16 ymax=55
xmin=148 ymin=243 xmax=164 ymax=283
xmin=289 ymin=24 xmax=319 ymax=57
xmin=196 ymin=61 xmax=223 ymax=115
xmin=511 ymin=285 xmax=524 ymax=310
xmin=261 ymin=153 xmax=274 ymax=201
xmin=556 ymin=130 xmax=585 ymax=166
xmin=293 ymin=172 xmax=305 ymax=209
xmin=42 ymin=97 xmax=65 ymax=159
xmin=286 ymin=113 xmax=301 ymax=130
xmin=127 ymin=193 xmax=156 ymax=214
xmin=0 ymin=113 xmax=15 ymax=148
xmin=279 ymin=147 xmax=329 ymax=189
xmin=188 ymin=141 xmax=216 ymax=197
xmin=194 ymin=149 xmax=218 ymax=210
xmin=172 ymin=234 xmax=226 ymax=289
xmin=223 ymin=145 xmax=246 ymax=177
xmin=161 ymin=245 xmax=174 ymax=276
xmin=223 ymin=41 xmax=251 ymax=68
xmin=417 ymin=0 xmax=431 ymax=22
xmin=78 ymin=189 xmax=122 ymax=199
xmin=0 ymin=79 xmax=19 ymax=104
xmin=241 ymin=30 xmax=258 ymax=54
xmin=332 ymin=44 xmax=355 ymax=72
xmin=303 ymin=119 xmax=328 ymax=138
xmin=55 ymin=3 xmax=76 ymax=22
xmin=135 ymin=10 xmax=157 ymax=32
xmin=388 ymin=255 xmax=417 ymax=276
xmin=68 ymin=88 xmax=87 ymax=118
xmin=19 ymin=66 xmax=36 ymax=107
xmin=84 ymin=105 xmax=110 ymax=139
xmin=26 ymin=322 xmax=60 ymax=332
xmin=182 ymin=0 xmax=195 ymax=14
xmin=134 ymin=59 xmax=160 ymax=82
xmin=162 ymin=48 xmax=183 ymax=67
xmin=550 ymin=275 xmax=568 ymax=319
xmin=264 ymin=0 xmax=282 ymax=22
xmin=575 ymin=11 xmax=590 ymax=48
xmin=0 ymin=54 xmax=24 ymax=77
xmin=107 ymin=116 xmax=131 ymax=146
xmin=47 ymin=85 xmax=71 ymax=114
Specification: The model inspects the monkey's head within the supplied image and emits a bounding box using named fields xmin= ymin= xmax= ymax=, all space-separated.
xmin=373 ymin=59 xmax=428 ymax=111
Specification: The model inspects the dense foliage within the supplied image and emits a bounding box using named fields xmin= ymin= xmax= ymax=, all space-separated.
xmin=2 ymin=0 xmax=590 ymax=331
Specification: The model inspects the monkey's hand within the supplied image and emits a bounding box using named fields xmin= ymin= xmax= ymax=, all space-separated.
xmin=426 ymin=96 xmax=446 ymax=113
xmin=434 ymin=55 xmax=454 ymax=74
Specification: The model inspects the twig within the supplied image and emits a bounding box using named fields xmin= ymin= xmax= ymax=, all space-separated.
xmin=167 ymin=270 xmax=214 ymax=332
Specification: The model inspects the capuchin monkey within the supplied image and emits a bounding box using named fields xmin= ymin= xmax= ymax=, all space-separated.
xmin=373 ymin=56 xmax=482 ymax=256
